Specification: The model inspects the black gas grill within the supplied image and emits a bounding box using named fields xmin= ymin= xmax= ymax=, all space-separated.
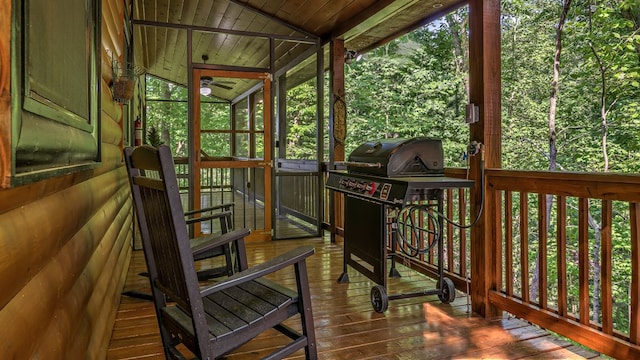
xmin=347 ymin=137 xmax=444 ymax=177
xmin=326 ymin=137 xmax=474 ymax=312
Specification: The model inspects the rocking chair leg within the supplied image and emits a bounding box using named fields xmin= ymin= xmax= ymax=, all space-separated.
xmin=121 ymin=290 xmax=153 ymax=301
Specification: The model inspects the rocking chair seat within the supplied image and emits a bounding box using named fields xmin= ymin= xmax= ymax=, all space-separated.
xmin=162 ymin=246 xmax=313 ymax=356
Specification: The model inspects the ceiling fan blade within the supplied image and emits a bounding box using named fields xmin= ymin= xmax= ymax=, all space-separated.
xmin=200 ymin=75 xmax=234 ymax=90
xmin=211 ymin=83 xmax=233 ymax=90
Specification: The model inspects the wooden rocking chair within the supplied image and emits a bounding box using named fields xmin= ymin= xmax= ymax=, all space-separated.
xmin=124 ymin=145 xmax=317 ymax=360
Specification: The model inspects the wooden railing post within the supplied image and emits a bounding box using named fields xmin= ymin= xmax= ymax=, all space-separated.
xmin=468 ymin=0 xmax=502 ymax=318
xmin=630 ymin=202 xmax=640 ymax=343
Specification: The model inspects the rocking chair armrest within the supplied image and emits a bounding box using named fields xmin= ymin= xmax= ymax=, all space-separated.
xmin=190 ymin=228 xmax=251 ymax=258
xmin=185 ymin=210 xmax=232 ymax=225
xmin=184 ymin=202 xmax=235 ymax=216
xmin=200 ymin=245 xmax=315 ymax=297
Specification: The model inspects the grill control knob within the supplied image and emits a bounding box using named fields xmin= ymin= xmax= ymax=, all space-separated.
xmin=366 ymin=182 xmax=376 ymax=195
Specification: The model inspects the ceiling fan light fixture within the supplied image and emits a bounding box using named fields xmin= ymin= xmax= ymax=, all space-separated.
xmin=200 ymin=75 xmax=213 ymax=96
xmin=200 ymin=86 xmax=212 ymax=96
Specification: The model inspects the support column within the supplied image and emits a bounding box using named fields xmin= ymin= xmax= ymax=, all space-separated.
xmin=276 ymin=74 xmax=287 ymax=160
xmin=275 ymin=74 xmax=287 ymax=225
xmin=329 ymin=39 xmax=346 ymax=242
xmin=330 ymin=39 xmax=346 ymax=163
xmin=468 ymin=0 xmax=502 ymax=318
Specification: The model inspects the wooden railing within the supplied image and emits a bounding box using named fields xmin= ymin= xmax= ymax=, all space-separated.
xmin=322 ymin=163 xmax=344 ymax=237
xmin=276 ymin=160 xmax=320 ymax=227
xmin=175 ymin=157 xmax=323 ymax=236
xmin=485 ymin=169 xmax=640 ymax=359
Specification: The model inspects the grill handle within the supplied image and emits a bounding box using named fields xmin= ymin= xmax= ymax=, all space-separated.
xmin=335 ymin=161 xmax=382 ymax=168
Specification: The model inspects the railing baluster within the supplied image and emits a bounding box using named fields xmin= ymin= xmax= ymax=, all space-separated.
xmin=520 ymin=191 xmax=529 ymax=303
xmin=630 ymin=202 xmax=640 ymax=344
xmin=459 ymin=188 xmax=467 ymax=278
xmin=494 ymin=188 xmax=503 ymax=299
xmin=557 ymin=196 xmax=567 ymax=318
xmin=578 ymin=198 xmax=590 ymax=325
xmin=447 ymin=189 xmax=454 ymax=273
xmin=601 ymin=199 xmax=612 ymax=334
xmin=505 ymin=191 xmax=513 ymax=296
xmin=428 ymin=203 xmax=435 ymax=265
xmin=538 ymin=194 xmax=548 ymax=308
xmin=419 ymin=203 xmax=426 ymax=263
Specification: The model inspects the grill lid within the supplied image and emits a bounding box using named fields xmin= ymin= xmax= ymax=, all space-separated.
xmin=347 ymin=137 xmax=444 ymax=177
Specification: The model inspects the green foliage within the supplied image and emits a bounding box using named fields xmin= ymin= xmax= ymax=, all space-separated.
xmin=201 ymin=101 xmax=232 ymax=157
xmin=502 ymin=0 xmax=640 ymax=172
xmin=344 ymin=13 xmax=470 ymax=167
xmin=285 ymin=80 xmax=319 ymax=160
xmin=145 ymin=76 xmax=231 ymax=157
xmin=146 ymin=126 xmax=163 ymax=146
xmin=145 ymin=76 xmax=189 ymax=155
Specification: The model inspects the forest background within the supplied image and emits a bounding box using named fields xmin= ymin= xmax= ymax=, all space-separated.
xmin=145 ymin=0 xmax=639 ymax=337
xmin=147 ymin=0 xmax=639 ymax=174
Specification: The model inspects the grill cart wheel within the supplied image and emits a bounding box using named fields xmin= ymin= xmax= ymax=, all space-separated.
xmin=371 ymin=285 xmax=389 ymax=313
xmin=438 ymin=277 xmax=456 ymax=304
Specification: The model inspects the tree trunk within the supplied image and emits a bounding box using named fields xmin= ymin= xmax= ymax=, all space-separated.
xmin=530 ymin=0 xmax=572 ymax=303
xmin=548 ymin=0 xmax=572 ymax=173
xmin=446 ymin=13 xmax=469 ymax=98
xmin=161 ymin=82 xmax=173 ymax=147
xmin=586 ymin=13 xmax=612 ymax=323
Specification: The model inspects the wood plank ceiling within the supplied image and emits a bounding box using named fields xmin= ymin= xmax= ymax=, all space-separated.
xmin=132 ymin=0 xmax=465 ymax=101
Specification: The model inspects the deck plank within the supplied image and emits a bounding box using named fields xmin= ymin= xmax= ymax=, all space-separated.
xmin=108 ymin=237 xmax=601 ymax=359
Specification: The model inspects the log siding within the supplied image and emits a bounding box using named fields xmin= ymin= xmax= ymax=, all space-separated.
xmin=0 ymin=0 xmax=133 ymax=358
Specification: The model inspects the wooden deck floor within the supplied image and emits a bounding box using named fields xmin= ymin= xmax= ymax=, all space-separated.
xmin=108 ymin=237 xmax=604 ymax=360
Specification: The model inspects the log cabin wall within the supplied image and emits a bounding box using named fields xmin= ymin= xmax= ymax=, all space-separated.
xmin=0 ymin=1 xmax=133 ymax=358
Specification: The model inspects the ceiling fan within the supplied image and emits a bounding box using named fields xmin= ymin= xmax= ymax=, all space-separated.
xmin=200 ymin=75 xmax=235 ymax=93
xmin=199 ymin=54 xmax=235 ymax=95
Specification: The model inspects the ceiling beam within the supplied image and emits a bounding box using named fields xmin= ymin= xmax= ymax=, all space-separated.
xmin=358 ymin=0 xmax=467 ymax=54
xmin=342 ymin=0 xmax=422 ymax=42
xmin=273 ymin=44 xmax=320 ymax=79
xmin=324 ymin=0 xmax=399 ymax=43
xmin=227 ymin=0 xmax=318 ymax=40
xmin=132 ymin=19 xmax=317 ymax=44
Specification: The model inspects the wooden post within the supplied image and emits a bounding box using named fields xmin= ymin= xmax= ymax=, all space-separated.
xmin=329 ymin=39 xmax=346 ymax=242
xmin=331 ymin=39 xmax=346 ymax=163
xmin=468 ymin=0 xmax=502 ymax=318
xmin=277 ymin=74 xmax=287 ymax=160
xmin=262 ymin=77 xmax=273 ymax=238
xmin=0 ymin=0 xmax=11 ymax=189
xmin=191 ymin=68 xmax=202 ymax=236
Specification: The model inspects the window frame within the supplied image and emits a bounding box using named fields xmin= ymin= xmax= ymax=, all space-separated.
xmin=8 ymin=0 xmax=102 ymax=186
